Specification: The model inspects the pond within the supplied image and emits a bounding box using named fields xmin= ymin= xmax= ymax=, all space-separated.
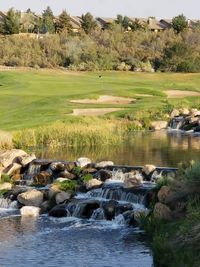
xmin=36 ymin=131 xmax=200 ymax=167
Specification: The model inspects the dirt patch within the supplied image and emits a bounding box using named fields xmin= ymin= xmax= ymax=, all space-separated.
xmin=165 ymin=90 xmax=200 ymax=98
xmin=72 ymin=108 xmax=123 ymax=116
xmin=70 ymin=95 xmax=135 ymax=104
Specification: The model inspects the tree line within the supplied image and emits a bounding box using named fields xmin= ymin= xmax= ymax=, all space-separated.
xmin=0 ymin=7 xmax=200 ymax=72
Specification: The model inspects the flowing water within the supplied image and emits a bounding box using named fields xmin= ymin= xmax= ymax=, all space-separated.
xmin=1 ymin=131 xmax=200 ymax=267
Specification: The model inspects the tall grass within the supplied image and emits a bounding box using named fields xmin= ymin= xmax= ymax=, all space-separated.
xmin=13 ymin=118 xmax=135 ymax=149
xmin=0 ymin=130 xmax=13 ymax=149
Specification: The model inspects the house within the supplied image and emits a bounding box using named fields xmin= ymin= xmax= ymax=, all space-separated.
xmin=70 ymin=16 xmax=82 ymax=32
xmin=160 ymin=19 xmax=172 ymax=29
xmin=96 ymin=17 xmax=115 ymax=29
xmin=147 ymin=18 xmax=169 ymax=32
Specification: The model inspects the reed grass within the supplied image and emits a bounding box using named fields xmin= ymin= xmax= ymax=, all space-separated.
xmin=13 ymin=118 xmax=135 ymax=149
xmin=0 ymin=130 xmax=13 ymax=149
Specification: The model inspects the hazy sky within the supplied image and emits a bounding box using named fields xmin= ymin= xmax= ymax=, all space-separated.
xmin=0 ymin=0 xmax=199 ymax=19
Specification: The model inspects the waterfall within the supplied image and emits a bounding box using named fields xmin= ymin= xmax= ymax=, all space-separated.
xmin=85 ymin=187 xmax=146 ymax=204
xmin=169 ymin=116 xmax=185 ymax=130
xmin=91 ymin=208 xmax=105 ymax=220
xmin=24 ymin=163 xmax=41 ymax=180
xmin=0 ymin=198 xmax=18 ymax=209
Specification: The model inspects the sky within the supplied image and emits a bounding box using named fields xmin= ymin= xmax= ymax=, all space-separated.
xmin=0 ymin=0 xmax=199 ymax=19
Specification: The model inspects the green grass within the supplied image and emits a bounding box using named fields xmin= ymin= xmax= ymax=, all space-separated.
xmin=1 ymin=69 xmax=200 ymax=131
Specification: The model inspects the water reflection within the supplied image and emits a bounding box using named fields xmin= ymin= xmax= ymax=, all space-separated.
xmin=34 ymin=131 xmax=200 ymax=167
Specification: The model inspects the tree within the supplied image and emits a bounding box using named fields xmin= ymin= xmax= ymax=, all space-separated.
xmin=130 ymin=19 xmax=144 ymax=31
xmin=2 ymin=8 xmax=20 ymax=34
xmin=172 ymin=14 xmax=188 ymax=34
xmin=115 ymin=15 xmax=130 ymax=31
xmin=81 ymin=12 xmax=97 ymax=34
xmin=41 ymin=6 xmax=55 ymax=34
xmin=55 ymin=10 xmax=72 ymax=33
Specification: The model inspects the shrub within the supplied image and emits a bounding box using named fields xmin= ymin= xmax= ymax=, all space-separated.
xmin=56 ymin=180 xmax=78 ymax=192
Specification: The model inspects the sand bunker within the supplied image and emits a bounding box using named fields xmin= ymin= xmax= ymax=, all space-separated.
xmin=165 ymin=90 xmax=200 ymax=98
xmin=72 ymin=108 xmax=123 ymax=116
xmin=70 ymin=95 xmax=135 ymax=105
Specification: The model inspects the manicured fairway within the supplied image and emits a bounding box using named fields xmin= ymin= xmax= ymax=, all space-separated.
xmin=0 ymin=69 xmax=200 ymax=130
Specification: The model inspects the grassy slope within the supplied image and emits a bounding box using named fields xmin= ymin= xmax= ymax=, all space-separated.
xmin=0 ymin=69 xmax=200 ymax=130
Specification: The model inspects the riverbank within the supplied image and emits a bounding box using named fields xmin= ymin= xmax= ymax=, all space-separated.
xmin=143 ymin=161 xmax=200 ymax=267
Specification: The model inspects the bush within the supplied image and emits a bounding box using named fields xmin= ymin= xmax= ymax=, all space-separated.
xmin=57 ymin=180 xmax=78 ymax=192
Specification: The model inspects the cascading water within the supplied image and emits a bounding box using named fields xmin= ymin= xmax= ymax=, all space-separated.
xmin=169 ymin=116 xmax=185 ymax=130
xmin=24 ymin=163 xmax=41 ymax=180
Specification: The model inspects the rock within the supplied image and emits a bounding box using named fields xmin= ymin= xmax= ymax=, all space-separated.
xmin=3 ymin=163 xmax=21 ymax=176
xmin=33 ymin=171 xmax=52 ymax=185
xmin=20 ymin=206 xmax=41 ymax=217
xmin=73 ymin=200 xmax=100 ymax=218
xmin=65 ymin=162 xmax=76 ymax=172
xmin=180 ymin=108 xmax=190 ymax=116
xmin=12 ymin=174 xmax=22 ymax=181
xmin=40 ymin=200 xmax=51 ymax=213
xmin=17 ymin=189 xmax=43 ymax=207
xmin=153 ymin=202 xmax=172 ymax=221
xmin=142 ymin=164 xmax=156 ymax=176
xmin=99 ymin=169 xmax=112 ymax=181
xmin=124 ymin=172 xmax=143 ymax=188
xmin=18 ymin=154 xmax=36 ymax=167
xmin=123 ymin=210 xmax=138 ymax=227
xmin=77 ymin=157 xmax=91 ymax=168
xmin=0 ymin=149 xmax=27 ymax=168
xmin=58 ymin=170 xmax=76 ymax=180
xmin=55 ymin=178 xmax=70 ymax=183
xmin=49 ymin=204 xmax=68 ymax=217
xmin=158 ymin=186 xmax=172 ymax=204
xmin=0 ymin=182 xmax=12 ymax=191
xmin=85 ymin=178 xmax=103 ymax=190
xmin=48 ymin=183 xmax=62 ymax=199
xmin=82 ymin=168 xmax=97 ymax=175
xmin=170 ymin=109 xmax=180 ymax=118
xmin=102 ymin=200 xmax=118 ymax=220
xmin=150 ymin=121 xmax=168 ymax=131
xmin=95 ymin=161 xmax=114 ymax=168
xmin=50 ymin=162 xmax=65 ymax=172
xmin=55 ymin=191 xmax=73 ymax=205
xmin=190 ymin=108 xmax=200 ymax=116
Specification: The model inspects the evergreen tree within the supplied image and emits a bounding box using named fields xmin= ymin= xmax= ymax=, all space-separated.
xmin=41 ymin=6 xmax=55 ymax=34
xmin=56 ymin=10 xmax=72 ymax=33
xmin=2 ymin=8 xmax=20 ymax=34
xmin=172 ymin=14 xmax=188 ymax=34
xmin=81 ymin=12 xmax=97 ymax=34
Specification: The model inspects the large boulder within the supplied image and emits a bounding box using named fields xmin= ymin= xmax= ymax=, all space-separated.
xmin=150 ymin=121 xmax=168 ymax=131
xmin=153 ymin=202 xmax=172 ymax=221
xmin=33 ymin=171 xmax=52 ymax=185
xmin=77 ymin=157 xmax=91 ymax=168
xmin=18 ymin=154 xmax=36 ymax=167
xmin=99 ymin=169 xmax=112 ymax=181
xmin=95 ymin=161 xmax=114 ymax=168
xmin=102 ymin=200 xmax=118 ymax=220
xmin=124 ymin=172 xmax=143 ymax=188
xmin=20 ymin=206 xmax=41 ymax=217
xmin=49 ymin=204 xmax=68 ymax=217
xmin=58 ymin=170 xmax=76 ymax=180
xmin=0 ymin=149 xmax=27 ymax=168
xmin=142 ymin=164 xmax=156 ymax=181
xmin=170 ymin=109 xmax=180 ymax=118
xmin=55 ymin=191 xmax=73 ymax=205
xmin=158 ymin=186 xmax=172 ymax=204
xmin=85 ymin=178 xmax=103 ymax=190
xmin=50 ymin=162 xmax=65 ymax=172
xmin=3 ymin=163 xmax=21 ymax=176
xmin=0 ymin=182 xmax=12 ymax=191
xmin=17 ymin=189 xmax=44 ymax=207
